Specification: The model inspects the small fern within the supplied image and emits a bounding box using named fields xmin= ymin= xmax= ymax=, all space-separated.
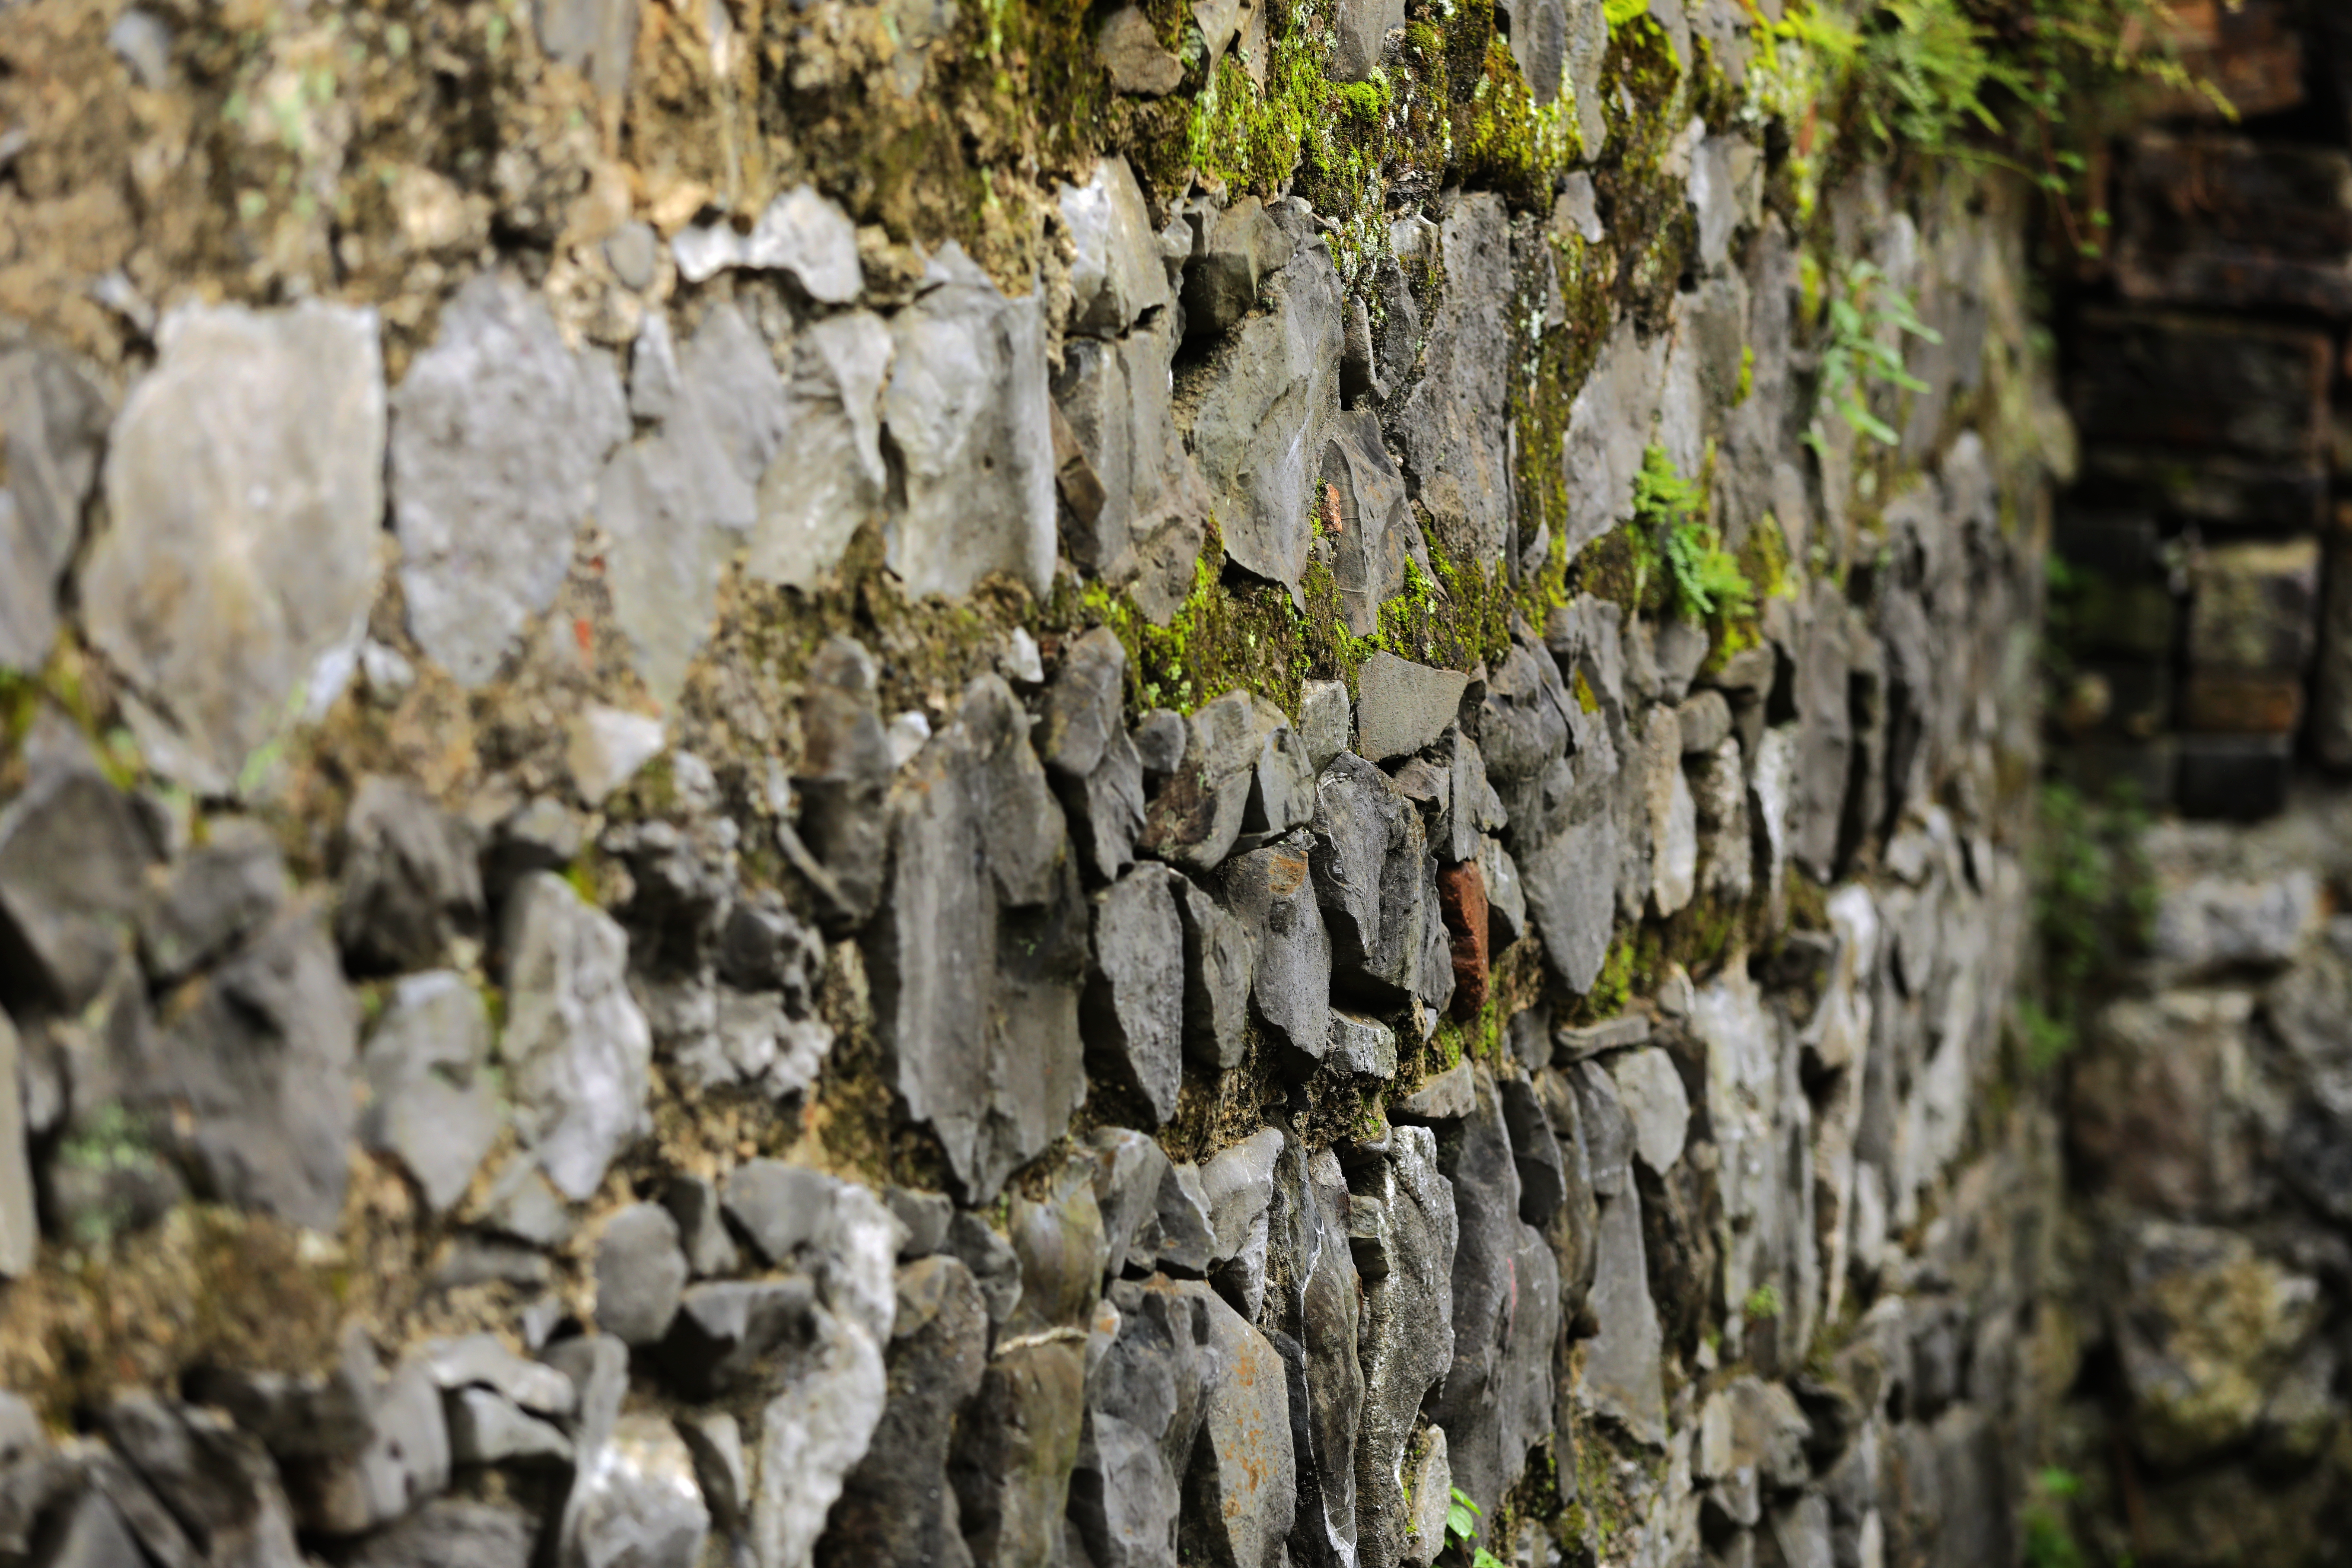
xmin=1810 ymin=258 xmax=1940 ymax=449
xmin=1631 ymin=445 xmax=1753 ymax=627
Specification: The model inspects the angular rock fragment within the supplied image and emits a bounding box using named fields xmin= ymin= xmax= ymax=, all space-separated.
xmin=101 ymin=1392 xmax=305 ymax=1568
xmin=882 ymin=245 xmax=1056 ymax=600
xmin=0 ymin=762 xmax=158 ymax=1012
xmin=822 ymin=1255 xmax=990 ymax=1568
xmin=501 ymin=873 xmax=652 ymax=1202
xmin=1174 ymin=875 xmax=1254 ymax=1070
xmin=1085 ymin=864 xmax=1188 ymax=1126
xmin=672 ymin=185 xmax=863 ymax=301
xmin=0 ymin=341 xmax=108 ymax=672
xmin=85 ymin=301 xmax=386 ymax=788
xmin=445 ymin=1387 xmax=573 ymax=1466
xmin=1608 ymin=1046 xmax=1691 ymax=1174
xmin=1310 ymin=754 xmax=1449 ymax=1009
xmin=719 ymin=1161 xmax=901 ymax=1342
xmin=389 ymin=273 xmax=628 ymax=684
xmin=1064 ymin=154 xmax=1173 ymax=338
xmin=594 ymin=1203 xmax=689 ymax=1346
xmin=792 ymin=636 xmax=894 ymax=928
xmin=869 ymin=676 xmax=1086 ymax=1202
xmin=358 ymin=970 xmax=500 ymax=1215
xmin=950 ymin=1337 xmax=1086 ymax=1568
xmin=1356 ymin=654 xmax=1472 ymax=765
xmin=1141 ymin=690 xmax=1268 ymax=874
xmin=1097 ymin=4 xmax=1184 ymax=94
xmin=336 ymin=776 xmax=482 ymax=975
xmin=751 ymin=311 xmax=892 ymax=591
xmin=1579 ymin=1186 xmax=1667 ymax=1447
xmin=1393 ymin=194 xmax=1517 ymax=567
xmin=1189 ymin=244 xmax=1343 ymax=603
xmin=1322 ymin=414 xmax=1428 ymax=636
xmin=343 ymin=1500 xmax=538 ymax=1568
xmin=1182 ymin=1285 xmax=1297 ymax=1568
xmin=565 ymin=1414 xmax=709 ymax=1568
xmin=1217 ymin=833 xmax=1333 ymax=1061
xmin=752 ymin=1303 xmax=888 ymax=1568
xmin=1345 ymin=1125 xmax=1458 ymax=1568
xmin=139 ymin=816 xmax=286 ymax=983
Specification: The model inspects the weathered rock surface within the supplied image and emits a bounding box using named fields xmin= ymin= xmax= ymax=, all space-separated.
xmin=882 ymin=245 xmax=1056 ymax=600
xmin=501 ymin=872 xmax=653 ymax=1203
xmin=1393 ymin=194 xmax=1516 ymax=566
xmin=1085 ymin=863 xmax=1188 ymax=1125
xmin=750 ymin=311 xmax=893 ymax=591
xmin=389 ymin=273 xmax=628 ymax=685
xmin=869 ymin=676 xmax=1086 ymax=1202
xmin=357 ymin=970 xmax=500 ymax=1215
xmin=0 ymin=342 xmax=108 ymax=671
xmin=1217 ymin=833 xmax=1333 ymax=1062
xmin=1347 ymin=1125 xmax=1458 ymax=1568
xmin=85 ymin=301 xmax=386 ymax=789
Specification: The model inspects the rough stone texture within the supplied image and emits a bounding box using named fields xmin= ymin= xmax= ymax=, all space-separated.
xmin=750 ymin=311 xmax=893 ymax=592
xmin=1085 ymin=863 xmax=1188 ymax=1125
xmin=357 ymin=970 xmax=500 ymax=1215
xmin=84 ymin=302 xmax=386 ymax=789
xmin=0 ymin=342 xmax=108 ymax=671
xmin=1175 ymin=875 xmax=1254 ymax=1070
xmin=1189 ymin=244 xmax=1342 ymax=604
xmin=1218 ymin=833 xmax=1333 ymax=1062
xmin=336 ymin=776 xmax=482 ymax=975
xmin=1355 ymin=655 xmax=1471 ymax=765
xmin=0 ymin=761 xmax=158 ymax=1013
xmin=594 ymin=1203 xmax=689 ymax=1346
xmin=1392 ymin=194 xmax=1515 ymax=567
xmin=1348 ymin=1125 xmax=1458 ymax=1568
xmin=389 ymin=272 xmax=628 ymax=685
xmin=882 ymin=245 xmax=1056 ymax=601
xmin=671 ymin=185 xmax=862 ymax=299
xmin=501 ymin=872 xmax=654 ymax=1203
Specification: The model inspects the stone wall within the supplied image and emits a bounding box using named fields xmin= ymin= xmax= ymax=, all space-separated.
xmin=2040 ymin=6 xmax=2352 ymax=1561
xmin=0 ymin=0 xmax=2073 ymax=1565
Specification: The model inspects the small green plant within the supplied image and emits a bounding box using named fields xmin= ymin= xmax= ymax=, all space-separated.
xmin=1603 ymin=0 xmax=1650 ymax=29
xmin=2027 ymin=779 xmax=2155 ymax=1064
xmin=1742 ymin=1282 xmax=1783 ymax=1322
xmin=2022 ymin=1468 xmax=2087 ymax=1568
xmin=1630 ymin=446 xmax=1753 ymax=627
xmin=1810 ymin=258 xmax=1941 ymax=449
xmin=1445 ymin=1487 xmax=1506 ymax=1568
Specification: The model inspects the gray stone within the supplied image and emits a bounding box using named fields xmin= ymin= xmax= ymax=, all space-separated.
xmin=1397 ymin=1059 xmax=1476 ymax=1122
xmin=1560 ymin=318 xmax=1667 ymax=560
xmin=1347 ymin=1125 xmax=1458 ymax=1568
xmin=134 ymin=905 xmax=356 ymax=1230
xmin=1183 ymin=1285 xmax=1297 ymax=1568
xmin=1356 ymin=654 xmax=1472 ymax=765
xmin=792 ymin=636 xmax=894 ymax=928
xmin=1086 ymin=864 xmax=1188 ymax=1126
xmin=139 ymin=816 xmax=286 ymax=983
xmin=1150 ymin=1161 xmax=1218 ymax=1278
xmin=1697 ymin=1377 xmax=1810 ymax=1493
xmin=1479 ymin=642 xmax=1572 ymax=835
xmin=282 ymin=1355 xmax=451 ymax=1536
xmin=566 ymin=706 xmax=665 ymax=810
xmin=1064 ymin=154 xmax=1172 ymax=338
xmin=1519 ymin=796 xmax=1619 ymax=996
xmin=1140 ymin=690 xmax=1267 ymax=874
xmin=1571 ymin=1060 xmax=1633 ymax=1198
xmin=444 ymin=1387 xmax=573 ymax=1466
xmin=594 ymin=1203 xmax=689 ymax=1346
xmin=752 ymin=1307 xmax=889 ymax=1568
xmin=1608 ymin=1046 xmax=1690 ymax=1174
xmin=1217 ymin=833 xmax=1333 ymax=1061
xmin=1300 ymin=681 xmax=1352 ymax=774
xmin=1579 ymin=1187 xmax=1666 ymax=1447
xmin=1310 ymin=754 xmax=1448 ymax=1008
xmin=501 ymin=873 xmax=652 ymax=1202
xmin=536 ymin=0 xmax=636 ymax=97
xmin=1677 ymin=690 xmax=1732 ymax=755
xmin=719 ymin=1161 xmax=901 ymax=1342
xmin=1071 ymin=1276 xmax=1207 ymax=1566
xmin=336 ymin=776 xmax=481 ymax=974
xmin=948 ymin=1336 xmax=1087 ymax=1568
xmin=1005 ymin=1151 xmax=1111 ymax=1340
xmin=882 ymin=245 xmax=1055 ymax=600
xmin=882 ymin=1184 xmax=953 ymax=1262
xmin=358 ymin=970 xmax=500 ymax=1215
xmin=1329 ymin=1010 xmax=1400 ymax=1079
xmin=2152 ymin=868 xmax=2318 ymax=974
xmin=1496 ymin=1075 xmax=1565 ymax=1229
xmin=1097 ymin=4 xmax=1184 ymax=94
xmin=101 ymin=1392 xmax=303 ymax=1568
xmin=947 ymin=1212 xmax=1025 ymax=1325
xmin=1088 ymin=1127 xmax=1173 ymax=1282
xmin=1201 ymin=1127 xmax=1284 ymax=1269
xmin=1649 ymin=720 xmax=1699 ymax=916
xmin=717 ymin=892 xmax=826 ymax=1002
xmin=1190 ymin=244 xmax=1343 ymax=604
xmin=1399 ymin=1430 xmax=1450 ymax=1566
xmin=1429 ymin=1071 xmax=1558 ymax=1530
xmin=85 ymin=302 xmax=384 ymax=789
xmin=672 ymin=184 xmax=863 ymax=301
xmin=34 ymin=1487 xmax=143 ymax=1568
xmin=750 ymin=311 xmax=893 ymax=591
xmin=1477 ymin=835 xmax=1525 ymax=946
xmin=824 ymin=1255 xmax=990 ymax=1568
xmin=1693 ymin=737 xmax=1752 ymax=902
xmin=1178 ymin=196 xmax=1298 ymax=341
xmin=344 ymin=1501 xmax=537 ymax=1568
xmin=1040 ymin=627 xmax=1130 ymax=781
xmin=1135 ymin=708 xmax=1188 ymax=780
xmin=1323 ymin=413 xmax=1427 ymax=637
xmin=0 ymin=1011 xmax=28 ymax=1276
xmin=1331 ymin=0 xmax=1404 ymax=79
xmin=389 ymin=273 xmax=628 ymax=685
xmin=1393 ymin=194 xmax=1516 ymax=567
xmin=1244 ymin=721 xmax=1318 ymax=848
xmin=1174 ymin=875 xmax=1254 ymax=1071
xmin=659 ymin=1279 xmax=819 ymax=1399
xmin=1555 ymin=1014 xmax=1651 ymax=1062
xmin=1498 ymin=0 xmax=1567 ymax=103
xmin=870 ymin=675 xmax=1086 ymax=1202
xmin=677 ymin=185 xmax=861 ymax=298
xmin=563 ymin=1414 xmax=709 ymax=1568
xmin=1052 ymin=316 xmax=1209 ymax=620
xmin=676 ymin=1413 xmax=745 ymax=1541
xmin=419 ymin=1334 xmax=577 ymax=1416
xmin=0 ymin=342 xmax=107 ymax=671
xmin=474 ymin=1153 xmax=575 ymax=1248
xmin=0 ymin=763 xmax=157 ymax=1012
xmin=662 ymin=1173 xmax=745 ymax=1278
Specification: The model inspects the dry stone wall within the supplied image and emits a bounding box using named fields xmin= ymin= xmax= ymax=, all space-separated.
xmin=0 ymin=0 xmax=2071 ymax=1565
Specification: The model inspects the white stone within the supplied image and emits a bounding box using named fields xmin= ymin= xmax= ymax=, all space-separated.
xmin=569 ymin=706 xmax=665 ymax=806
xmin=1608 ymin=1046 xmax=1690 ymax=1174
